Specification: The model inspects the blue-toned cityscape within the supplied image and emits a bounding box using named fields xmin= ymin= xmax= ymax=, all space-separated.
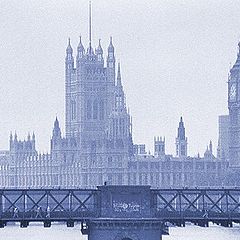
xmin=2 ymin=1 xmax=240 ymax=240
xmin=0 ymin=6 xmax=239 ymax=189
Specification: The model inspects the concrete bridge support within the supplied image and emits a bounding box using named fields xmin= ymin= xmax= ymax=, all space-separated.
xmin=82 ymin=220 xmax=168 ymax=240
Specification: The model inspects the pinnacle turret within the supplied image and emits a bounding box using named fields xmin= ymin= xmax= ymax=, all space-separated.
xmin=66 ymin=38 xmax=73 ymax=54
xmin=52 ymin=117 xmax=61 ymax=139
xmin=230 ymin=41 xmax=240 ymax=72
xmin=209 ymin=140 xmax=213 ymax=153
xmin=77 ymin=36 xmax=85 ymax=59
xmin=96 ymin=39 xmax=103 ymax=62
xmin=65 ymin=38 xmax=74 ymax=66
xmin=10 ymin=132 xmax=13 ymax=141
xmin=27 ymin=132 xmax=30 ymax=141
xmin=108 ymin=36 xmax=114 ymax=52
xmin=107 ymin=37 xmax=115 ymax=70
xmin=54 ymin=117 xmax=59 ymax=129
xmin=32 ymin=132 xmax=35 ymax=141
xmin=14 ymin=131 xmax=17 ymax=141
xmin=96 ymin=39 xmax=103 ymax=54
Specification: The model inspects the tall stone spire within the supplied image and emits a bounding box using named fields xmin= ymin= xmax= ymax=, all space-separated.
xmin=117 ymin=62 xmax=122 ymax=86
xmin=177 ymin=116 xmax=185 ymax=140
xmin=176 ymin=117 xmax=187 ymax=158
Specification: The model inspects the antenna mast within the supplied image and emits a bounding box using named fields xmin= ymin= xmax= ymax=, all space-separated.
xmin=89 ymin=1 xmax=92 ymax=47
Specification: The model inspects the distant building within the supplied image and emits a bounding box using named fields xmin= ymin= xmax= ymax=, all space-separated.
xmin=217 ymin=115 xmax=229 ymax=160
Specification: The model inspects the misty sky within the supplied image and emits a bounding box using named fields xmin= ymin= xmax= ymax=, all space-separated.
xmin=0 ymin=0 xmax=239 ymax=156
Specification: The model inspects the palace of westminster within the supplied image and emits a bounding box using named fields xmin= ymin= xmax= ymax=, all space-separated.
xmin=0 ymin=8 xmax=240 ymax=189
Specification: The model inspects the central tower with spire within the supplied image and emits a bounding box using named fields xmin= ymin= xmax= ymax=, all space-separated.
xmin=65 ymin=1 xmax=118 ymax=139
xmin=58 ymin=2 xmax=133 ymax=185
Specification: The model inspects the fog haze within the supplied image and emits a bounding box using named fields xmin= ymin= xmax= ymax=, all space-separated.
xmin=0 ymin=0 xmax=239 ymax=156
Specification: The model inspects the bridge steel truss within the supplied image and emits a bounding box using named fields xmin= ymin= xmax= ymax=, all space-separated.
xmin=152 ymin=188 xmax=240 ymax=227
xmin=0 ymin=189 xmax=99 ymax=227
xmin=0 ymin=187 xmax=240 ymax=228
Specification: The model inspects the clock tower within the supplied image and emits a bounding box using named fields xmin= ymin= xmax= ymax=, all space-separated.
xmin=228 ymin=42 xmax=240 ymax=167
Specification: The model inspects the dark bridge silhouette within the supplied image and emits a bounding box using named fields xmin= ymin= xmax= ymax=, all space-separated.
xmin=0 ymin=185 xmax=240 ymax=240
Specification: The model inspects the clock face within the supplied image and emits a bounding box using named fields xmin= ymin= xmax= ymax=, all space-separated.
xmin=229 ymin=83 xmax=237 ymax=101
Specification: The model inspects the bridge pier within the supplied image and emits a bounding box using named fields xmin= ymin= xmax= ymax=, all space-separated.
xmin=82 ymin=219 xmax=168 ymax=240
xmin=86 ymin=186 xmax=169 ymax=240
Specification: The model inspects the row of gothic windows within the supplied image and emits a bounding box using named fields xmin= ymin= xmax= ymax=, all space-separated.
xmin=71 ymin=99 xmax=105 ymax=121
xmin=87 ymin=99 xmax=104 ymax=120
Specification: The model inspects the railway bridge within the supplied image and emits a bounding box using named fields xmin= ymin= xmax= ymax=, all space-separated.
xmin=0 ymin=185 xmax=240 ymax=240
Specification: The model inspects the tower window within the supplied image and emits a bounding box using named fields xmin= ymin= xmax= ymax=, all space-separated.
xmin=71 ymin=100 xmax=76 ymax=120
xmin=99 ymin=100 xmax=104 ymax=120
xmin=93 ymin=100 xmax=98 ymax=119
xmin=87 ymin=100 xmax=92 ymax=119
xmin=116 ymin=96 xmax=122 ymax=108
xmin=181 ymin=145 xmax=185 ymax=156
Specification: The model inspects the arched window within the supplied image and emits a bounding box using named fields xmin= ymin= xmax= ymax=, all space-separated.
xmin=109 ymin=52 xmax=113 ymax=59
xmin=93 ymin=99 xmax=98 ymax=119
xmin=99 ymin=100 xmax=104 ymax=120
xmin=87 ymin=100 xmax=92 ymax=119
xmin=109 ymin=62 xmax=113 ymax=68
xmin=71 ymin=100 xmax=76 ymax=120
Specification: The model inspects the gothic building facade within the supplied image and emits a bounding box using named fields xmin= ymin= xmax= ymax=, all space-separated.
xmin=0 ymin=7 xmax=238 ymax=188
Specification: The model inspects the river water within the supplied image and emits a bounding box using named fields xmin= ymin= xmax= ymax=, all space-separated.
xmin=1 ymin=223 xmax=240 ymax=240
